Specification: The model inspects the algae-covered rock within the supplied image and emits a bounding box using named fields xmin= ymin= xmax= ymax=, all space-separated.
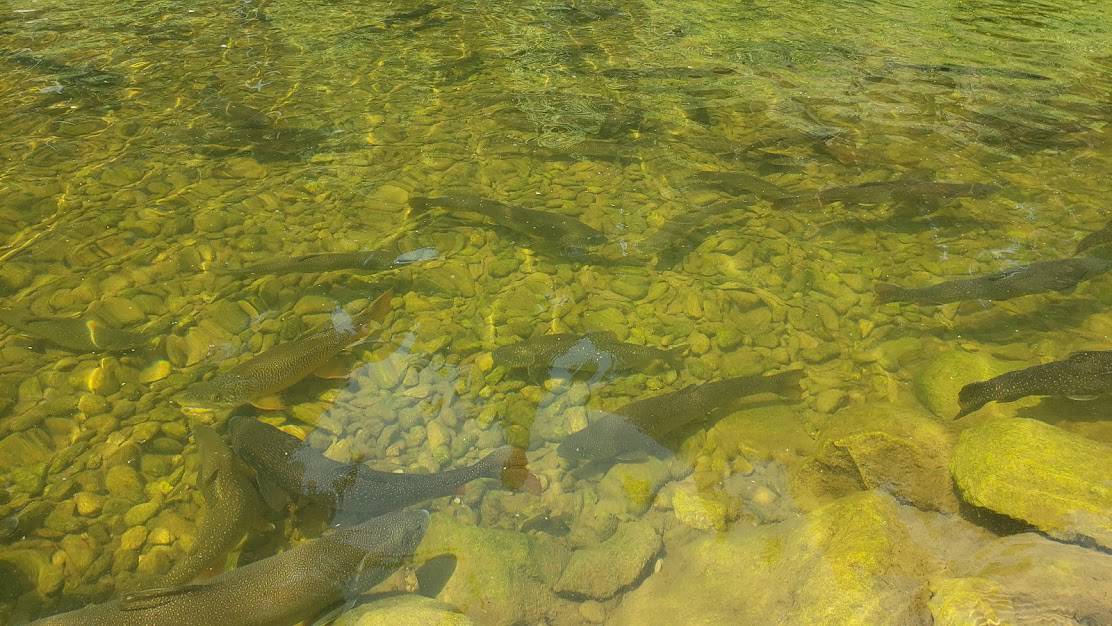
xmin=335 ymin=595 xmax=474 ymax=626
xmin=792 ymin=403 xmax=959 ymax=513
xmin=951 ymin=418 xmax=1112 ymax=549
xmin=670 ymin=483 xmax=730 ymax=530
xmin=929 ymin=533 xmax=1112 ymax=626
xmin=610 ymin=491 xmax=946 ymax=626
xmin=594 ymin=458 xmax=674 ymax=516
xmin=913 ymin=349 xmax=1010 ymax=418
xmin=555 ymin=520 xmax=661 ymax=600
xmin=415 ymin=513 xmax=569 ymax=626
xmin=0 ymin=430 xmax=53 ymax=470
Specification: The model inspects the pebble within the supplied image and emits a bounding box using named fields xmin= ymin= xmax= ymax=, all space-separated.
xmin=220 ymin=157 xmax=267 ymax=179
xmin=688 ymin=332 xmax=711 ymax=356
xmin=814 ymin=389 xmax=848 ymax=414
xmin=123 ymin=501 xmax=160 ymax=526
xmin=73 ymin=492 xmax=104 ymax=516
xmin=120 ymin=526 xmax=148 ymax=550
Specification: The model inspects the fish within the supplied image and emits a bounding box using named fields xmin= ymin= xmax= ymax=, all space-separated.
xmin=773 ymin=179 xmax=999 ymax=210
xmin=27 ymin=509 xmax=429 ymax=626
xmin=688 ymin=170 xmax=787 ymax=199
xmin=875 ymin=257 xmax=1112 ymax=305
xmin=886 ymin=61 xmax=1052 ymax=82
xmin=492 ymin=331 xmax=684 ymax=379
xmin=409 ymin=195 xmax=605 ymax=258
xmin=956 ymin=350 xmax=1112 ymax=418
xmin=174 ymin=290 xmax=392 ymax=411
xmin=224 ymin=247 xmax=437 ymax=277
xmin=600 ymin=67 xmax=735 ymax=80
xmin=1076 ymin=222 xmax=1112 ymax=255
xmin=0 ymin=308 xmax=150 ymax=353
xmin=156 ymin=425 xmax=263 ymax=587
xmin=558 ymin=370 xmax=804 ymax=461
xmin=227 ymin=416 xmax=533 ymax=522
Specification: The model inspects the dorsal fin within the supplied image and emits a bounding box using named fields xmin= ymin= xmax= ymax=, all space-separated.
xmin=120 ymin=584 xmax=206 ymax=610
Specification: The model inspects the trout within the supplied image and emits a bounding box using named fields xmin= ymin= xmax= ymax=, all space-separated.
xmin=956 ymin=350 xmax=1112 ymax=418
xmin=157 ymin=425 xmax=262 ymax=587
xmin=28 ymin=509 xmax=429 ymax=626
xmin=175 ymin=291 xmax=392 ymax=410
xmin=224 ymin=248 xmax=437 ymax=277
xmin=875 ymin=257 xmax=1112 ymax=305
xmin=558 ymin=370 xmax=804 ymax=461
xmin=228 ymin=417 xmax=531 ymax=522
xmin=0 ymin=308 xmax=150 ymax=353
xmin=493 ymin=331 xmax=683 ymax=378
xmin=1076 ymin=222 xmax=1112 ymax=255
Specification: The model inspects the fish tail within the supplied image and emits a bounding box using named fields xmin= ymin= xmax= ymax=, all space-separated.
xmin=663 ymin=345 xmax=687 ymax=369
xmin=767 ymin=369 xmax=805 ymax=399
xmin=874 ymin=282 xmax=907 ymax=304
xmin=351 ymin=289 xmax=394 ymax=337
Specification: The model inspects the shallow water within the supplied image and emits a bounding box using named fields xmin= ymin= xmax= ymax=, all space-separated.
xmin=1 ymin=0 xmax=1111 ymax=624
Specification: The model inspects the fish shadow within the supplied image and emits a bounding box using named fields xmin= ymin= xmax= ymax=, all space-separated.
xmin=1015 ymin=395 xmax=1111 ymax=424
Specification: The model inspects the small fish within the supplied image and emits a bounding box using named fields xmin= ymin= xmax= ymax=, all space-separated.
xmin=601 ymin=67 xmax=735 ymax=80
xmin=956 ymin=351 xmax=1112 ymax=418
xmin=27 ymin=509 xmax=429 ymax=626
xmin=156 ymin=425 xmax=263 ymax=587
xmin=1076 ymin=222 xmax=1112 ymax=255
xmin=175 ymin=290 xmax=392 ymax=411
xmin=0 ymin=308 xmax=150 ymax=353
xmin=773 ymin=180 xmax=999 ymax=210
xmin=409 ymin=194 xmax=605 ymax=257
xmin=688 ymin=170 xmax=787 ymax=199
xmin=228 ymin=417 xmax=535 ymax=523
xmin=224 ymin=248 xmax=436 ymax=277
xmin=558 ymin=370 xmax=804 ymax=461
xmin=875 ymin=257 xmax=1112 ymax=305
xmin=492 ymin=331 xmax=683 ymax=379
xmin=887 ymin=61 xmax=1052 ymax=82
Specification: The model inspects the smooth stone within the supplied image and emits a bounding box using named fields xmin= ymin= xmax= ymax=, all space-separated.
xmin=220 ymin=157 xmax=267 ymax=179
xmin=293 ymin=295 xmax=336 ymax=316
xmin=104 ymin=465 xmax=145 ymax=502
xmin=671 ymin=483 xmax=729 ymax=530
xmin=555 ymin=520 xmax=661 ymax=600
xmin=119 ymin=526 xmax=148 ymax=551
xmin=60 ymin=534 xmax=96 ymax=574
xmin=334 ymin=595 xmax=474 ymax=626
xmin=913 ymin=350 xmax=1010 ymax=419
xmin=595 ymin=458 xmax=672 ymax=516
xmin=94 ymin=297 xmax=145 ymax=326
xmin=123 ymin=501 xmax=160 ymax=526
xmin=950 ymin=418 xmax=1112 ymax=549
xmin=73 ymin=492 xmax=104 ymax=516
xmin=813 ymin=388 xmax=848 ymax=414
xmin=578 ymin=600 xmax=607 ymax=624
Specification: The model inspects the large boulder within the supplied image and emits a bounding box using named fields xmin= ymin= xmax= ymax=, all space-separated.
xmin=555 ymin=520 xmax=661 ymax=600
xmin=951 ymin=418 xmax=1112 ymax=549
xmin=792 ymin=404 xmax=959 ymax=513
xmin=929 ymin=533 xmax=1112 ymax=625
xmin=610 ymin=491 xmax=982 ymax=626
xmin=414 ymin=513 xmax=570 ymax=626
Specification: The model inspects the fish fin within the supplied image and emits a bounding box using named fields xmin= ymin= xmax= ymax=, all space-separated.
xmin=874 ymin=282 xmax=906 ymax=304
xmin=120 ymin=584 xmax=206 ymax=610
xmin=1066 ymin=395 xmax=1100 ymax=401
xmin=314 ymin=354 xmax=355 ymax=379
xmin=352 ymin=289 xmax=394 ymax=336
xmin=255 ymin=475 xmax=290 ymax=512
xmin=768 ymin=369 xmax=805 ymax=400
xmin=250 ymin=395 xmax=286 ymax=410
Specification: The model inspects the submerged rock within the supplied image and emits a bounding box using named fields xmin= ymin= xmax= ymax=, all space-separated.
xmin=415 ymin=514 xmax=569 ymax=626
xmin=929 ymin=533 xmax=1112 ymax=625
xmin=792 ymin=404 xmax=959 ymax=513
xmin=913 ymin=350 xmax=1011 ymax=418
xmin=555 ymin=520 xmax=661 ymax=600
xmin=335 ymin=595 xmax=474 ymax=626
xmin=950 ymin=418 xmax=1112 ymax=549
xmin=610 ymin=491 xmax=964 ymax=626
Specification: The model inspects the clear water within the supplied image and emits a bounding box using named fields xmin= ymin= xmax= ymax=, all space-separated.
xmin=1 ymin=0 xmax=1111 ymax=623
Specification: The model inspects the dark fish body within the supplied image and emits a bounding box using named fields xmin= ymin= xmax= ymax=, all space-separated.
xmin=773 ymin=180 xmax=999 ymax=209
xmin=409 ymin=195 xmax=606 ymax=253
xmin=175 ymin=291 xmax=392 ymax=410
xmin=689 ymin=170 xmax=786 ymax=199
xmin=0 ymin=309 xmax=149 ymax=352
xmin=27 ymin=509 xmax=429 ymax=626
xmin=158 ymin=426 xmax=262 ymax=587
xmin=225 ymin=248 xmax=436 ymax=277
xmin=888 ymin=61 xmax=1052 ymax=82
xmin=957 ymin=351 xmax=1112 ymax=417
xmin=1077 ymin=223 xmax=1112 ymax=255
xmin=875 ymin=257 xmax=1112 ymax=305
xmin=558 ymin=370 xmax=804 ymax=461
xmin=228 ymin=417 xmax=516 ymax=520
xmin=601 ymin=67 xmax=735 ymax=80
xmin=492 ymin=332 xmax=682 ymax=377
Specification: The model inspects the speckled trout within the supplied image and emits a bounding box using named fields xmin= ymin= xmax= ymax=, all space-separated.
xmin=493 ymin=331 xmax=684 ymax=378
xmin=228 ymin=416 xmax=534 ymax=523
xmin=956 ymin=350 xmax=1112 ymax=418
xmin=175 ymin=290 xmax=392 ymax=410
xmin=0 ymin=308 xmax=149 ymax=353
xmin=156 ymin=425 xmax=262 ymax=587
xmin=1076 ymin=222 xmax=1112 ymax=255
xmin=27 ymin=509 xmax=429 ymax=626
xmin=559 ymin=370 xmax=804 ymax=461
xmin=875 ymin=257 xmax=1112 ymax=305
xmin=224 ymin=247 xmax=437 ymax=277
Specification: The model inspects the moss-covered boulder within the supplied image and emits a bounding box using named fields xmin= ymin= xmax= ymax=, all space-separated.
xmin=792 ymin=404 xmax=959 ymax=513
xmin=950 ymin=418 xmax=1112 ymax=549
xmin=610 ymin=491 xmax=972 ymax=625
xmin=335 ymin=595 xmax=474 ymax=626
xmin=555 ymin=520 xmax=661 ymax=600
xmin=414 ymin=513 xmax=570 ymax=626
xmin=928 ymin=533 xmax=1112 ymax=625
xmin=913 ymin=350 xmax=1011 ymax=418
